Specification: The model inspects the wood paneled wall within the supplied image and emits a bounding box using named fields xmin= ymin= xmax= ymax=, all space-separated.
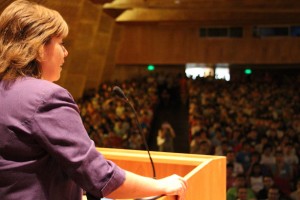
xmin=116 ymin=25 xmax=300 ymax=65
xmin=111 ymin=65 xmax=185 ymax=82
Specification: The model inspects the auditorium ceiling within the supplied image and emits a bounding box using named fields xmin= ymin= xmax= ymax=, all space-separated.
xmin=1 ymin=0 xmax=300 ymax=26
xmin=93 ymin=0 xmax=300 ymax=26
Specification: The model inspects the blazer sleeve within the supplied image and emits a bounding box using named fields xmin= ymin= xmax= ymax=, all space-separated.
xmin=29 ymin=86 xmax=125 ymax=197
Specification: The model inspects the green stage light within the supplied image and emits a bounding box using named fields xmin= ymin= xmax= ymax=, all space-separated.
xmin=244 ymin=68 xmax=252 ymax=75
xmin=147 ymin=65 xmax=155 ymax=71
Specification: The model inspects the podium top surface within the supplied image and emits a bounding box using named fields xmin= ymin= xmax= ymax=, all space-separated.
xmin=97 ymin=147 xmax=225 ymax=166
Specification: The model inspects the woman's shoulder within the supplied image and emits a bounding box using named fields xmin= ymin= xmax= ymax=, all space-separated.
xmin=16 ymin=77 xmax=67 ymax=94
xmin=1 ymin=78 xmax=74 ymax=122
xmin=12 ymin=77 xmax=73 ymax=103
xmin=18 ymin=77 xmax=63 ymax=90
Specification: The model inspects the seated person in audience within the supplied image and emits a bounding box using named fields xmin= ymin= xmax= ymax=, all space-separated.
xmin=247 ymin=163 xmax=264 ymax=195
xmin=236 ymin=140 xmax=253 ymax=172
xmin=267 ymin=186 xmax=290 ymax=200
xmin=210 ymin=128 xmax=224 ymax=147
xmin=260 ymin=144 xmax=276 ymax=170
xmin=283 ymin=142 xmax=299 ymax=177
xmin=255 ymin=135 xmax=269 ymax=154
xmin=227 ymin=174 xmax=256 ymax=200
xmin=227 ymin=150 xmax=244 ymax=177
xmin=271 ymin=150 xmax=293 ymax=196
xmin=190 ymin=130 xmax=211 ymax=154
xmin=214 ymin=139 xmax=231 ymax=156
xmin=236 ymin=186 xmax=257 ymax=200
xmin=227 ymin=163 xmax=236 ymax=190
xmin=256 ymin=175 xmax=274 ymax=200
xmin=290 ymin=179 xmax=300 ymax=200
xmin=190 ymin=140 xmax=211 ymax=155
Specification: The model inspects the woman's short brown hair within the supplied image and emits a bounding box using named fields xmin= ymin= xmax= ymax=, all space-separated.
xmin=0 ymin=0 xmax=68 ymax=81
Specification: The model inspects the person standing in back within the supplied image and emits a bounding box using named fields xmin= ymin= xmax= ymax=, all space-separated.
xmin=157 ymin=121 xmax=176 ymax=152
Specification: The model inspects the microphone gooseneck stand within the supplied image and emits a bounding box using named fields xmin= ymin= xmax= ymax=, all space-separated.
xmin=112 ymin=86 xmax=163 ymax=200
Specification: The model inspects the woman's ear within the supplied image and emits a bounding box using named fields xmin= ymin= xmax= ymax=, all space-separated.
xmin=36 ymin=45 xmax=45 ymax=62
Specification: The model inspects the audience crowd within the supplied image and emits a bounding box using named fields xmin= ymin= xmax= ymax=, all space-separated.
xmin=77 ymin=78 xmax=158 ymax=150
xmin=77 ymin=71 xmax=300 ymax=200
xmin=188 ymin=73 xmax=300 ymax=200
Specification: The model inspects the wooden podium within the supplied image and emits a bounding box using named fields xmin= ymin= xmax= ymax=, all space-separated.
xmin=96 ymin=148 xmax=226 ymax=200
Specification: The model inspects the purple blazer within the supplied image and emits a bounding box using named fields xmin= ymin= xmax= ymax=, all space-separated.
xmin=0 ymin=77 xmax=125 ymax=200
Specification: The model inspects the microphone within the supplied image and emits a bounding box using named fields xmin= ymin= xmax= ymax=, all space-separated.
xmin=112 ymin=86 xmax=163 ymax=200
xmin=112 ymin=86 xmax=128 ymax=101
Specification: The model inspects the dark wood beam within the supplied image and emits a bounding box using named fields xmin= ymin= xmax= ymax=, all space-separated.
xmin=90 ymin=0 xmax=113 ymax=4
xmin=116 ymin=9 xmax=300 ymax=26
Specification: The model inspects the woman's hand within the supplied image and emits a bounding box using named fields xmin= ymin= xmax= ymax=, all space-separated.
xmin=158 ymin=174 xmax=188 ymax=200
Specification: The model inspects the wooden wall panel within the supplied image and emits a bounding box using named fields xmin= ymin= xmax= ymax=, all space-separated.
xmin=116 ymin=25 xmax=300 ymax=65
xmin=92 ymin=14 xmax=116 ymax=84
xmin=83 ymin=13 xmax=116 ymax=89
xmin=112 ymin=65 xmax=185 ymax=81
xmin=101 ymin=25 xmax=122 ymax=82
xmin=58 ymin=0 xmax=102 ymax=99
xmin=63 ymin=74 xmax=86 ymax=99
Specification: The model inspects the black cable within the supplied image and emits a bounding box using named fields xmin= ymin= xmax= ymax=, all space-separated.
xmin=113 ymin=86 xmax=162 ymax=200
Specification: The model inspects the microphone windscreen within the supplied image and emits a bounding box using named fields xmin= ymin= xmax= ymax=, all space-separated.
xmin=113 ymin=86 xmax=127 ymax=100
